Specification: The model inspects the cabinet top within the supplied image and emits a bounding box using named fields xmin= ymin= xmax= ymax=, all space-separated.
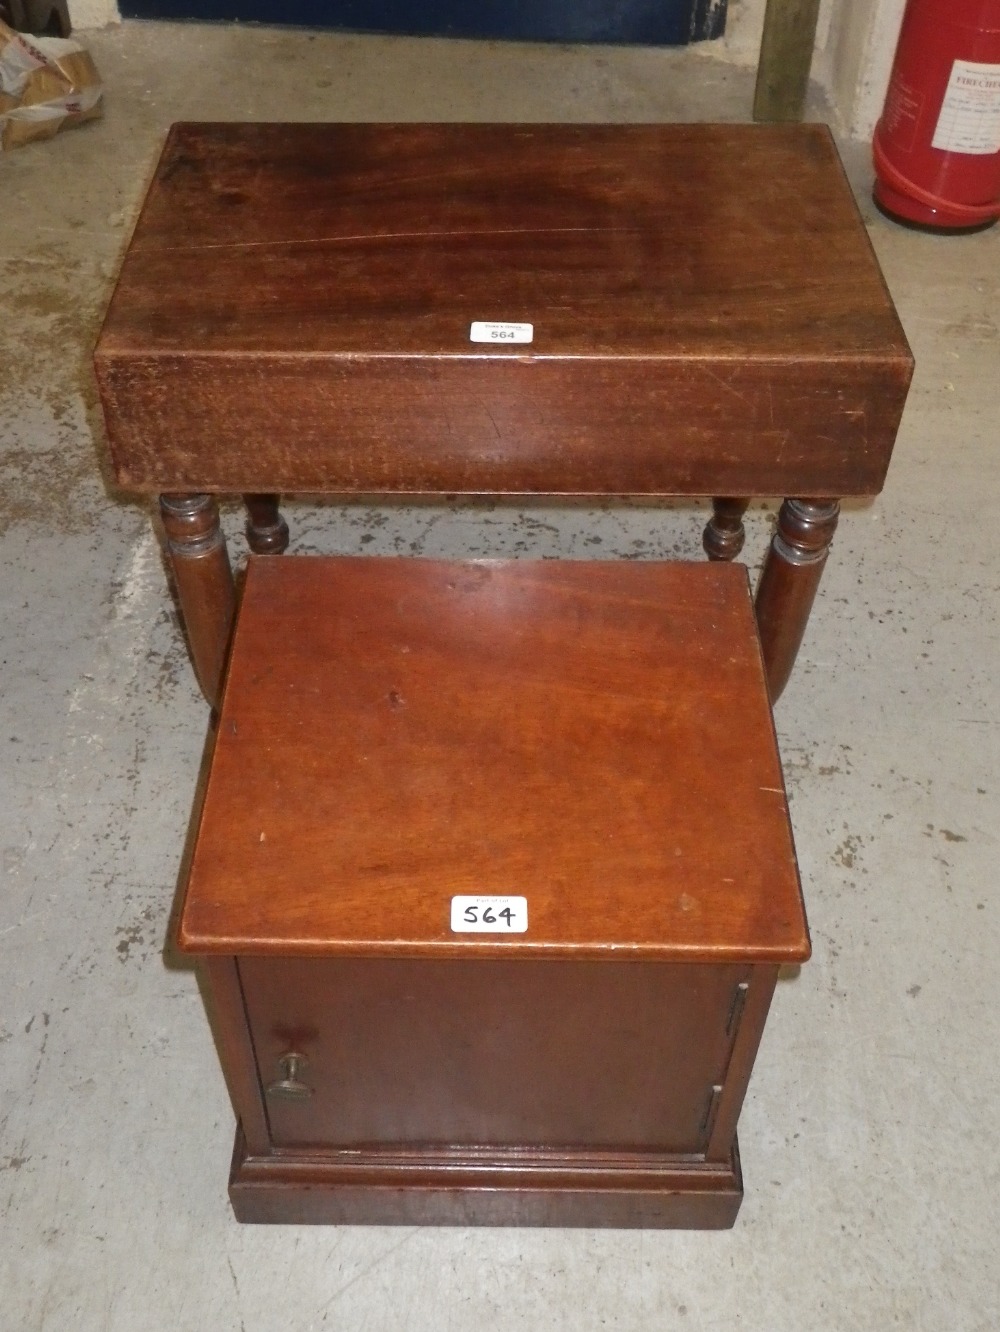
xmin=178 ymin=557 xmax=810 ymax=963
xmin=98 ymin=121 xmax=909 ymax=366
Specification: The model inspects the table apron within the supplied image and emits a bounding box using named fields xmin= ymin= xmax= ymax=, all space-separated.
xmin=96 ymin=354 xmax=909 ymax=497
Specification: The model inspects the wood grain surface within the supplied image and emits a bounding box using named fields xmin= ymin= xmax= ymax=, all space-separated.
xmin=240 ymin=956 xmax=748 ymax=1151
xmin=95 ymin=122 xmax=912 ymax=496
xmin=227 ymin=1126 xmax=745 ymax=1228
xmin=178 ymin=557 xmax=809 ymax=962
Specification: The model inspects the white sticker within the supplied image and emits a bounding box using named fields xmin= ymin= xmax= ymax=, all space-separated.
xmin=450 ymin=895 xmax=528 ymax=933
xmin=470 ymin=321 xmax=533 ymax=345
xmin=932 ymin=60 xmax=1000 ymax=156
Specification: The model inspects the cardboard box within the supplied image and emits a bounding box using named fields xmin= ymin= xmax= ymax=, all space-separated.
xmin=0 ymin=20 xmax=102 ymax=151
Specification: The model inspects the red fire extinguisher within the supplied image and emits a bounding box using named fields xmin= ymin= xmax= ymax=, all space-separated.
xmin=873 ymin=0 xmax=1000 ymax=230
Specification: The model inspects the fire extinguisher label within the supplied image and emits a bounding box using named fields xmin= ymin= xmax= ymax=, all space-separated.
xmin=932 ymin=60 xmax=1000 ymax=156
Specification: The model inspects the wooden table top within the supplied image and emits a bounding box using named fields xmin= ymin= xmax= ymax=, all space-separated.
xmin=102 ymin=122 xmax=902 ymax=361
xmin=95 ymin=122 xmax=912 ymax=498
xmin=179 ymin=557 xmax=809 ymax=963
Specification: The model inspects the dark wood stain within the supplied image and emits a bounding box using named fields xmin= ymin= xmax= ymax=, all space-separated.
xmin=178 ymin=558 xmax=809 ymax=962
xmin=179 ymin=557 xmax=807 ymax=1227
xmin=95 ymin=122 xmax=912 ymax=498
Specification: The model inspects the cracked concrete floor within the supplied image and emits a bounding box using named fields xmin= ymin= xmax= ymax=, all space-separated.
xmin=1 ymin=19 xmax=998 ymax=1332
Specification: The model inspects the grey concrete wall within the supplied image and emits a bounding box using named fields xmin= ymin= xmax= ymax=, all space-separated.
xmin=822 ymin=0 xmax=906 ymax=137
xmin=68 ymin=0 xmax=120 ymax=25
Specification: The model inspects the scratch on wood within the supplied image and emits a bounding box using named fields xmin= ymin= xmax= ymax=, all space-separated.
xmin=699 ymin=365 xmax=752 ymax=408
xmin=142 ymin=227 xmax=638 ymax=255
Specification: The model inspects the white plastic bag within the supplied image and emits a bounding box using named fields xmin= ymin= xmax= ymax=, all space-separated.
xmin=0 ymin=20 xmax=102 ymax=151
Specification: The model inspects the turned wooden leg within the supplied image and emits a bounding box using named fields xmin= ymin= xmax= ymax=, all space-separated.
xmin=755 ymin=498 xmax=840 ymax=703
xmin=159 ymin=494 xmax=236 ymax=709
xmin=703 ymin=498 xmax=751 ymax=561
xmin=243 ymin=493 xmax=289 ymax=555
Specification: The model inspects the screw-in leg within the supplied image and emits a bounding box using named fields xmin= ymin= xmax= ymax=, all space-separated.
xmin=159 ymin=494 xmax=235 ymax=708
xmin=703 ymin=498 xmax=751 ymax=562
xmin=243 ymin=494 xmax=290 ymax=555
xmin=755 ymin=498 xmax=840 ymax=702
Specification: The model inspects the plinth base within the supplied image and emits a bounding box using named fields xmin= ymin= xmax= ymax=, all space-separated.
xmin=228 ymin=1127 xmax=744 ymax=1229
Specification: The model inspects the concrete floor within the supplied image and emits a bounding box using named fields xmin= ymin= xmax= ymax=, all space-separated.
xmin=2 ymin=19 xmax=998 ymax=1331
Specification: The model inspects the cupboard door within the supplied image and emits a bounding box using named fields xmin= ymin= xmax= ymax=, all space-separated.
xmin=240 ymin=956 xmax=747 ymax=1154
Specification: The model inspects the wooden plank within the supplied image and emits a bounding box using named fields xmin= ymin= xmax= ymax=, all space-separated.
xmin=753 ymin=0 xmax=823 ymax=122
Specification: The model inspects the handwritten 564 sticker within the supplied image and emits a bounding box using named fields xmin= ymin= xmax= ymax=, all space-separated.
xmin=450 ymin=895 xmax=528 ymax=933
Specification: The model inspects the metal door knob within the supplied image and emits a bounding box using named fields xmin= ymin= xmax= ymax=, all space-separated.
xmin=265 ymin=1051 xmax=314 ymax=1101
